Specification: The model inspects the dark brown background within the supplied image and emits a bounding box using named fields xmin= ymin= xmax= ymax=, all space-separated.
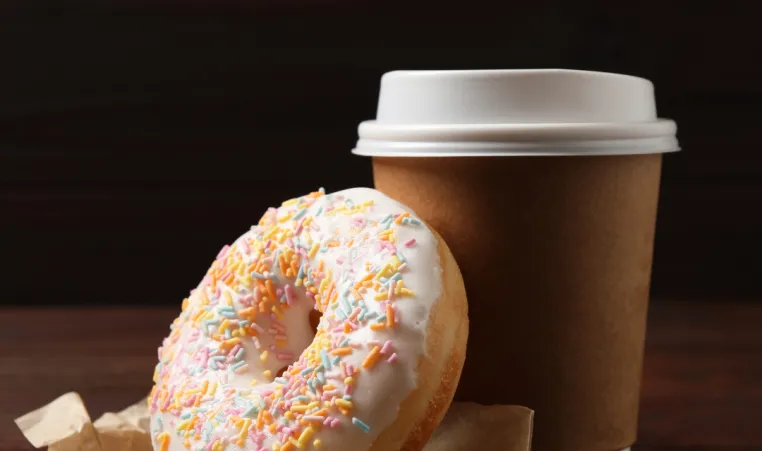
xmin=1 ymin=1 xmax=760 ymax=306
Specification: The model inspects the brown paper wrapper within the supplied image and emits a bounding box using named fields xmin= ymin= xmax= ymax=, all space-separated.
xmin=15 ymin=393 xmax=534 ymax=451
xmin=373 ymin=155 xmax=662 ymax=451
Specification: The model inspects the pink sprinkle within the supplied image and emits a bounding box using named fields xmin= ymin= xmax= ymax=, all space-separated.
xmin=381 ymin=340 xmax=393 ymax=354
xmin=250 ymin=322 xmax=265 ymax=333
xmin=306 ymin=291 xmax=315 ymax=300
xmin=346 ymin=364 xmax=355 ymax=375
xmin=345 ymin=384 xmax=355 ymax=395
xmin=269 ymin=344 xmax=276 ymax=351
xmin=323 ymin=417 xmax=332 ymax=426
xmin=241 ymin=240 xmax=250 ymax=254
xmin=284 ymin=284 xmax=296 ymax=305
xmin=405 ymin=238 xmax=416 ymax=247
xmin=277 ymin=353 xmax=294 ymax=361
xmin=276 ymin=288 xmax=284 ymax=296
xmin=217 ymin=245 xmax=230 ymax=259
xmin=274 ymin=334 xmax=287 ymax=341
xmin=230 ymin=344 xmax=241 ymax=357
xmin=331 ymin=418 xmax=340 ymax=428
xmin=332 ymin=327 xmax=344 ymax=333
xmin=185 ymin=394 xmax=198 ymax=406
xmin=336 ymin=257 xmax=344 ymax=264
xmin=388 ymin=353 xmax=398 ymax=363
xmin=388 ymin=283 xmax=394 ymax=301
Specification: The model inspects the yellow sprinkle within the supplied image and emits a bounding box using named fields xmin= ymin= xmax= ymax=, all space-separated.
xmin=209 ymin=381 xmax=218 ymax=396
xmin=319 ymin=278 xmax=328 ymax=294
xmin=290 ymin=405 xmax=308 ymax=413
xmin=374 ymin=292 xmax=387 ymax=301
xmin=272 ymin=443 xmax=281 ymax=451
xmin=271 ymin=305 xmax=284 ymax=320
xmin=401 ymin=288 xmax=415 ymax=296
xmin=218 ymin=320 xmax=230 ymax=334
xmin=308 ymin=243 xmax=320 ymax=259
xmin=335 ymin=399 xmax=353 ymax=410
xmin=386 ymin=305 xmax=395 ymax=328
xmin=250 ymin=379 xmax=258 ymax=386
xmin=284 ymin=411 xmax=295 ymax=420
xmin=298 ymin=426 xmax=315 ymax=448
xmin=395 ymin=280 xmax=403 ymax=295
xmin=181 ymin=298 xmax=189 ymax=311
xmin=344 ymin=377 xmax=354 ymax=385
xmin=282 ymin=198 xmax=299 ymax=207
xmin=374 ymin=264 xmax=391 ymax=279
xmin=239 ymin=418 xmax=251 ymax=441
xmin=263 ymin=370 xmax=272 ymax=380
xmin=224 ymin=291 xmax=233 ymax=305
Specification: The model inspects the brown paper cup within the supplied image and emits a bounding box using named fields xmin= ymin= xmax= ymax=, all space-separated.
xmin=353 ymin=70 xmax=679 ymax=451
xmin=372 ymin=154 xmax=661 ymax=451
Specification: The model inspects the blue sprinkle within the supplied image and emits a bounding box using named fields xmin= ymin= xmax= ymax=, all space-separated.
xmin=180 ymin=412 xmax=191 ymax=420
xmin=340 ymin=337 xmax=351 ymax=347
xmin=343 ymin=395 xmax=352 ymax=401
xmin=231 ymin=361 xmax=246 ymax=370
xmin=308 ymin=379 xmax=316 ymax=393
xmin=315 ymin=364 xmax=325 ymax=372
xmin=358 ymin=311 xmax=366 ymax=321
xmin=365 ymin=312 xmax=378 ymax=320
xmin=210 ymin=361 xmax=218 ymax=370
xmin=235 ymin=348 xmax=245 ymax=359
xmin=320 ymin=350 xmax=332 ymax=369
xmin=380 ymin=214 xmax=393 ymax=224
xmin=376 ymin=314 xmax=387 ymax=323
xmin=340 ymin=297 xmax=352 ymax=315
xmin=215 ymin=415 xmax=225 ymax=423
xmin=293 ymin=208 xmax=307 ymax=220
xmin=346 ymin=199 xmax=354 ymax=208
xmin=251 ymin=271 xmax=266 ymax=280
xmin=379 ymin=277 xmax=388 ymax=284
xmin=332 ymin=355 xmax=341 ymax=366
xmin=296 ymin=264 xmax=305 ymax=282
xmin=319 ymin=187 xmax=326 ymax=194
xmin=408 ymin=218 xmax=422 ymax=226
xmin=211 ymin=356 xmax=226 ymax=361
xmin=320 ymin=246 xmax=329 ymax=253
xmin=335 ymin=309 xmax=347 ymax=320
xmin=301 ymin=367 xmax=314 ymax=376
xmin=274 ymin=377 xmax=288 ymax=384
xmin=317 ymin=372 xmax=326 ymax=384
xmin=221 ymin=311 xmax=237 ymax=318
xmin=224 ymin=329 xmax=232 ymax=339
xmin=315 ymin=206 xmax=323 ymax=216
xmin=397 ymin=251 xmax=407 ymax=263
xmin=295 ymin=396 xmax=309 ymax=402
xmin=242 ymin=405 xmax=259 ymax=418
xmin=238 ymin=320 xmax=250 ymax=326
xmin=352 ymin=417 xmax=371 ymax=433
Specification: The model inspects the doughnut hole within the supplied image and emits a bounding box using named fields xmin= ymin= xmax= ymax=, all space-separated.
xmin=309 ymin=309 xmax=322 ymax=333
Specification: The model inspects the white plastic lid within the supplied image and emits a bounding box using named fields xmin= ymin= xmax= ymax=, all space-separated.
xmin=352 ymin=69 xmax=680 ymax=157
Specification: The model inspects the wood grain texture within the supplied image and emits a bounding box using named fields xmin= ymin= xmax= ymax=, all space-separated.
xmin=1 ymin=300 xmax=760 ymax=450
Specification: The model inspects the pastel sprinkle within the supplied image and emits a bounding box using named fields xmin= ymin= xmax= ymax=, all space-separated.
xmin=352 ymin=417 xmax=370 ymax=433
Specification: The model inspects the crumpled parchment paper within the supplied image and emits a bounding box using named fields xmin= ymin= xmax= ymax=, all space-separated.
xmin=15 ymin=393 xmax=533 ymax=451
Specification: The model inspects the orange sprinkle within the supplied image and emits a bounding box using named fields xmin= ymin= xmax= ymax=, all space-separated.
xmin=362 ymin=345 xmax=382 ymax=369
xmin=370 ymin=322 xmax=386 ymax=331
xmin=330 ymin=347 xmax=353 ymax=356
xmin=279 ymin=254 xmax=288 ymax=275
xmin=394 ymin=212 xmax=410 ymax=224
xmin=265 ymin=280 xmax=277 ymax=302
xmin=281 ymin=442 xmax=295 ymax=451
xmin=386 ymin=305 xmax=395 ymax=328
xmin=343 ymin=323 xmax=352 ymax=333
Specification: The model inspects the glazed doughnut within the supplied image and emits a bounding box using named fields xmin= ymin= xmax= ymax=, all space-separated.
xmin=149 ymin=187 xmax=468 ymax=451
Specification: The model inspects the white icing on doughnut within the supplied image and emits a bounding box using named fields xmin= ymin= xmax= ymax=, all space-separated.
xmin=149 ymin=188 xmax=442 ymax=451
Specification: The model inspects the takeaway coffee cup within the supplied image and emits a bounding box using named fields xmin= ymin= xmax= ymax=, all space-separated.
xmin=352 ymin=70 xmax=679 ymax=451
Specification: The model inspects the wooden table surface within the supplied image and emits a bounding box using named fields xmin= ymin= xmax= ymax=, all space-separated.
xmin=1 ymin=300 xmax=761 ymax=451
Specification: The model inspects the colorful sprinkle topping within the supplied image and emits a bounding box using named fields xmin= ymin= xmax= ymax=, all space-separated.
xmin=149 ymin=188 xmax=427 ymax=451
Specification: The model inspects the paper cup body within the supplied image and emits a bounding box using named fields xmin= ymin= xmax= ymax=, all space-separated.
xmin=354 ymin=69 xmax=679 ymax=451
